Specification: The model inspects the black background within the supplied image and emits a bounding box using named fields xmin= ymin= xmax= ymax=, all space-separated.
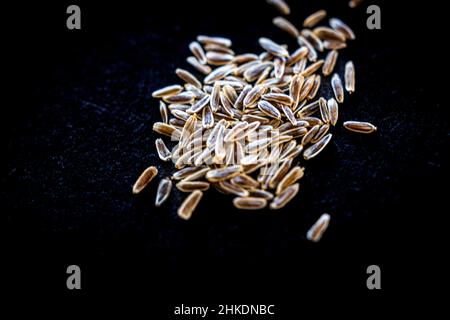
xmin=3 ymin=0 xmax=447 ymax=313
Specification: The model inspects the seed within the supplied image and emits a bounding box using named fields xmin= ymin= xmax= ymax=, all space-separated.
xmin=297 ymin=36 xmax=317 ymax=62
xmin=327 ymin=98 xmax=338 ymax=126
xmin=322 ymin=50 xmax=338 ymax=76
xmin=319 ymin=97 xmax=330 ymax=123
xmin=307 ymin=74 xmax=321 ymax=100
xmin=345 ymin=61 xmax=355 ymax=93
xmin=276 ymin=166 xmax=304 ymax=195
xmin=281 ymin=105 xmax=297 ymax=126
xmin=176 ymin=68 xmax=202 ymax=89
xmin=270 ymin=183 xmax=299 ymax=209
xmin=349 ymin=0 xmax=363 ymax=8
xmin=155 ymin=178 xmax=172 ymax=207
xmin=313 ymin=27 xmax=346 ymax=42
xmin=298 ymin=75 xmax=315 ymax=102
xmin=187 ymin=56 xmax=212 ymax=74
xmin=343 ymin=121 xmax=377 ymax=134
xmin=259 ymin=37 xmax=289 ymax=58
xmin=155 ymin=138 xmax=172 ymax=161
xmin=258 ymin=100 xmax=282 ymax=119
xmin=311 ymin=123 xmax=330 ymax=143
xmin=177 ymin=190 xmax=203 ymax=220
xmin=248 ymin=189 xmax=274 ymax=200
xmin=297 ymin=98 xmax=320 ymax=118
xmin=233 ymin=197 xmax=267 ymax=210
xmin=274 ymin=57 xmax=286 ymax=79
xmin=244 ymin=85 xmax=266 ymax=106
xmin=266 ymin=0 xmax=290 ymax=15
xmin=273 ymin=16 xmax=299 ymax=37
xmin=244 ymin=62 xmax=273 ymax=82
xmin=159 ymin=101 xmax=168 ymax=123
xmin=303 ymin=133 xmax=333 ymax=160
xmin=153 ymin=122 xmax=182 ymax=140
xmin=300 ymin=60 xmax=324 ymax=78
xmin=331 ymin=73 xmax=344 ymax=103
xmin=132 ymin=166 xmax=158 ymax=194
xmin=163 ymin=91 xmax=195 ymax=104
xmin=233 ymin=53 xmax=259 ymax=64
xmin=204 ymin=43 xmax=235 ymax=55
xmin=224 ymin=122 xmax=249 ymax=142
xmin=189 ymin=41 xmax=207 ymax=64
xmin=197 ymin=35 xmax=232 ymax=47
xmin=176 ymin=180 xmax=210 ymax=192
xmin=329 ymin=18 xmax=355 ymax=40
xmin=301 ymin=29 xmax=324 ymax=52
xmin=206 ymin=51 xmax=235 ymax=66
xmin=303 ymin=10 xmax=327 ymax=28
xmin=323 ymin=40 xmax=347 ymax=50
xmin=307 ymin=213 xmax=330 ymax=242
xmin=152 ymin=84 xmax=183 ymax=98
xmin=302 ymin=124 xmax=321 ymax=145
xmin=268 ymin=159 xmax=293 ymax=189
xmin=286 ymin=47 xmax=309 ymax=66
xmin=262 ymin=92 xmax=293 ymax=105
xmin=234 ymin=85 xmax=252 ymax=110
xmin=219 ymin=181 xmax=250 ymax=197
xmin=231 ymin=174 xmax=260 ymax=189
xmin=214 ymin=125 xmax=226 ymax=163
xmin=205 ymin=165 xmax=243 ymax=182
xmin=204 ymin=64 xmax=236 ymax=84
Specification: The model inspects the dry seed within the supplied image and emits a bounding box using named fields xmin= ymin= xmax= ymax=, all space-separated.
xmin=244 ymin=62 xmax=273 ymax=82
xmin=204 ymin=64 xmax=236 ymax=84
xmin=153 ymin=122 xmax=182 ymax=140
xmin=205 ymin=43 xmax=235 ymax=55
xmin=176 ymin=180 xmax=210 ymax=192
xmin=171 ymin=109 xmax=191 ymax=121
xmin=177 ymin=190 xmax=203 ymax=220
xmin=258 ymin=100 xmax=282 ymax=119
xmin=268 ymin=159 xmax=293 ymax=189
xmin=189 ymin=41 xmax=207 ymax=64
xmin=276 ymin=166 xmax=304 ymax=195
xmin=323 ymin=40 xmax=347 ymax=50
xmin=206 ymin=165 xmax=243 ymax=182
xmin=262 ymin=92 xmax=293 ymax=105
xmin=349 ymin=0 xmax=363 ymax=8
xmin=303 ymin=10 xmax=327 ymax=28
xmin=202 ymin=105 xmax=215 ymax=129
xmin=219 ymin=181 xmax=250 ymax=197
xmin=163 ymin=91 xmax=195 ymax=104
xmin=155 ymin=138 xmax=172 ymax=161
xmin=319 ymin=97 xmax=330 ymax=123
xmin=273 ymin=16 xmax=299 ymax=37
xmin=297 ymin=75 xmax=316 ymax=102
xmin=327 ymin=98 xmax=339 ymax=126
xmin=307 ymin=213 xmax=330 ymax=242
xmin=286 ymin=47 xmax=309 ymax=66
xmin=322 ymin=50 xmax=338 ymax=76
xmin=159 ymin=101 xmax=168 ymax=123
xmin=343 ymin=121 xmax=377 ymax=133
xmin=234 ymin=85 xmax=252 ymax=110
xmin=282 ymin=105 xmax=297 ymax=125
xmin=270 ymin=183 xmax=299 ymax=209
xmin=259 ymin=37 xmax=289 ymax=58
xmin=300 ymin=60 xmax=324 ymax=78
xmin=301 ymin=29 xmax=324 ymax=52
xmin=297 ymin=36 xmax=318 ymax=62
xmin=331 ymin=73 xmax=344 ymax=103
xmin=329 ymin=18 xmax=355 ymax=40
xmin=187 ymin=56 xmax=212 ymax=74
xmin=172 ymin=166 xmax=205 ymax=180
xmin=345 ymin=61 xmax=355 ymax=93
xmin=302 ymin=124 xmax=321 ymax=145
xmin=206 ymin=51 xmax=235 ymax=65
xmin=132 ymin=166 xmax=158 ymax=194
xmin=210 ymin=81 xmax=221 ymax=112
xmin=197 ymin=35 xmax=232 ymax=47
xmin=224 ymin=121 xmax=249 ymax=142
xmin=244 ymin=85 xmax=266 ymax=106
xmin=231 ymin=174 xmax=260 ymax=189
xmin=214 ymin=125 xmax=226 ymax=163
xmin=303 ymin=133 xmax=333 ymax=160
xmin=155 ymin=178 xmax=172 ymax=207
xmin=232 ymin=53 xmax=259 ymax=64
xmin=176 ymin=68 xmax=202 ymax=88
xmin=274 ymin=57 xmax=286 ymax=79
xmin=152 ymin=84 xmax=183 ymax=98
xmin=266 ymin=0 xmax=290 ymax=14
xmin=311 ymin=124 xmax=330 ymax=143
xmin=248 ymin=189 xmax=274 ymax=200
xmin=313 ymin=27 xmax=346 ymax=42
xmin=307 ymin=74 xmax=321 ymax=100
xmin=233 ymin=197 xmax=267 ymax=210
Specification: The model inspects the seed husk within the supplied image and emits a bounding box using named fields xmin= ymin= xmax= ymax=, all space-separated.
xmin=344 ymin=61 xmax=355 ymax=93
xmin=259 ymin=37 xmax=289 ymax=58
xmin=343 ymin=121 xmax=377 ymax=134
xmin=132 ymin=166 xmax=158 ymax=194
xmin=155 ymin=178 xmax=172 ymax=207
xmin=303 ymin=10 xmax=327 ymax=28
xmin=331 ymin=73 xmax=344 ymax=103
xmin=270 ymin=183 xmax=299 ymax=209
xmin=307 ymin=213 xmax=330 ymax=242
xmin=303 ymin=133 xmax=333 ymax=160
xmin=177 ymin=190 xmax=203 ymax=220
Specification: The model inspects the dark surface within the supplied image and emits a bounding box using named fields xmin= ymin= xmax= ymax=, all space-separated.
xmin=3 ymin=0 xmax=447 ymax=311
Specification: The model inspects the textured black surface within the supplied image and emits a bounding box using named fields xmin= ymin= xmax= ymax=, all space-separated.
xmin=3 ymin=0 xmax=448 ymax=308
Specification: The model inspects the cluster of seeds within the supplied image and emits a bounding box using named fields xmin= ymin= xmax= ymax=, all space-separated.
xmin=133 ymin=1 xmax=376 ymax=241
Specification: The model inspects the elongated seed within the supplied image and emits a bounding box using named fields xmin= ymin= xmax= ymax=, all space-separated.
xmin=189 ymin=41 xmax=207 ymax=64
xmin=322 ymin=50 xmax=338 ymax=76
xmin=273 ymin=16 xmax=299 ymax=37
xmin=155 ymin=178 xmax=172 ymax=207
xmin=327 ymin=98 xmax=338 ymax=126
xmin=155 ymin=138 xmax=172 ymax=161
xmin=152 ymin=85 xmax=183 ymax=98
xmin=329 ymin=18 xmax=355 ymax=40
xmin=303 ymin=10 xmax=327 ymax=28
xmin=343 ymin=121 xmax=377 ymax=133
xmin=345 ymin=61 xmax=355 ymax=93
xmin=176 ymin=68 xmax=202 ymax=88
xmin=307 ymin=213 xmax=330 ymax=242
xmin=132 ymin=166 xmax=158 ymax=194
xmin=258 ymin=100 xmax=282 ymax=119
xmin=259 ymin=37 xmax=289 ymax=58
xmin=233 ymin=197 xmax=267 ymax=210
xmin=159 ymin=101 xmax=168 ymax=123
xmin=276 ymin=166 xmax=304 ymax=195
xmin=197 ymin=35 xmax=232 ymax=47
xmin=206 ymin=165 xmax=243 ymax=182
xmin=178 ymin=190 xmax=203 ymax=220
xmin=331 ymin=73 xmax=344 ymax=103
xmin=266 ymin=0 xmax=290 ymax=15
xmin=303 ymin=133 xmax=333 ymax=160
xmin=176 ymin=180 xmax=210 ymax=192
xmin=270 ymin=183 xmax=299 ymax=209
xmin=187 ymin=56 xmax=212 ymax=74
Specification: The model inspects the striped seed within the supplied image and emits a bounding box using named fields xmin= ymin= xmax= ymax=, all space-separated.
xmin=155 ymin=178 xmax=172 ymax=207
xmin=176 ymin=180 xmax=210 ymax=192
xmin=303 ymin=10 xmax=327 ymax=28
xmin=177 ymin=190 xmax=203 ymax=220
xmin=303 ymin=133 xmax=333 ymax=160
xmin=233 ymin=197 xmax=268 ymax=210
xmin=331 ymin=73 xmax=344 ymax=103
xmin=189 ymin=41 xmax=207 ymax=64
xmin=132 ymin=166 xmax=158 ymax=194
xmin=307 ymin=213 xmax=330 ymax=242
xmin=345 ymin=61 xmax=355 ymax=93
xmin=343 ymin=121 xmax=377 ymax=133
xmin=270 ymin=183 xmax=299 ymax=209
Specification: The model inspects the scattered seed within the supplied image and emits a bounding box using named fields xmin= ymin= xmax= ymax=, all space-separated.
xmin=307 ymin=213 xmax=330 ymax=242
xmin=266 ymin=0 xmax=290 ymax=15
xmin=345 ymin=61 xmax=355 ymax=93
xmin=343 ymin=121 xmax=377 ymax=133
xmin=331 ymin=73 xmax=344 ymax=103
xmin=132 ymin=166 xmax=158 ymax=194
xmin=303 ymin=10 xmax=327 ymax=28
xmin=155 ymin=178 xmax=172 ymax=207
xmin=177 ymin=190 xmax=203 ymax=220
xmin=270 ymin=183 xmax=299 ymax=209
xmin=303 ymin=133 xmax=333 ymax=160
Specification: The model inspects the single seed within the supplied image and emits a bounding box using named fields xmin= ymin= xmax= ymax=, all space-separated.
xmin=343 ymin=121 xmax=377 ymax=133
xmin=270 ymin=183 xmax=299 ymax=209
xmin=176 ymin=180 xmax=210 ymax=192
xmin=303 ymin=133 xmax=333 ymax=160
xmin=155 ymin=138 xmax=172 ymax=161
xmin=132 ymin=166 xmax=158 ymax=194
xmin=177 ymin=190 xmax=203 ymax=220
xmin=331 ymin=73 xmax=344 ymax=103
xmin=266 ymin=0 xmax=290 ymax=15
xmin=155 ymin=178 xmax=172 ymax=207
xmin=307 ymin=213 xmax=330 ymax=242
xmin=233 ymin=197 xmax=267 ymax=210
xmin=152 ymin=85 xmax=183 ymax=98
xmin=345 ymin=61 xmax=355 ymax=93
xmin=273 ymin=16 xmax=299 ymax=37
xmin=303 ymin=10 xmax=327 ymax=28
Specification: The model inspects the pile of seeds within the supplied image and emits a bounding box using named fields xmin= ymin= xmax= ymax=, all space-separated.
xmin=133 ymin=1 xmax=377 ymax=241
